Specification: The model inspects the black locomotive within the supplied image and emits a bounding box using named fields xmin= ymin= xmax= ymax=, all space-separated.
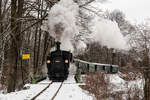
xmin=47 ymin=41 xmax=72 ymax=81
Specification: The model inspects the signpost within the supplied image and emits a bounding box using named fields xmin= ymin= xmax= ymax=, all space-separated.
xmin=22 ymin=54 xmax=30 ymax=59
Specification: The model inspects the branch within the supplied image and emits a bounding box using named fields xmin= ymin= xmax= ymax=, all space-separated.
xmin=79 ymin=0 xmax=96 ymax=7
xmin=20 ymin=13 xmax=48 ymax=34
xmin=82 ymin=6 xmax=103 ymax=17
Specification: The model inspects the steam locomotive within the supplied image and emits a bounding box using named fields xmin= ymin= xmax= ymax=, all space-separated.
xmin=47 ymin=41 xmax=72 ymax=81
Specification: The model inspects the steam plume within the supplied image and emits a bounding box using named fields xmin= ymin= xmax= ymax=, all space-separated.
xmin=41 ymin=0 xmax=79 ymax=52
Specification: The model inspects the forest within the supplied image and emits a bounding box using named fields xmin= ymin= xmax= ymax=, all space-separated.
xmin=0 ymin=0 xmax=150 ymax=99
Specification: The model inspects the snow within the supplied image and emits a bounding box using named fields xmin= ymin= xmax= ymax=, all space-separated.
xmin=0 ymin=63 xmax=145 ymax=100
xmin=107 ymin=72 xmax=144 ymax=99
xmin=0 ymin=64 xmax=94 ymax=100
xmin=0 ymin=62 xmax=144 ymax=100
xmin=74 ymin=59 xmax=119 ymax=67
xmin=35 ymin=82 xmax=62 ymax=100
xmin=0 ymin=77 xmax=94 ymax=100
xmin=109 ymin=74 xmax=125 ymax=84
xmin=0 ymin=83 xmax=50 ymax=100
xmin=55 ymin=83 xmax=93 ymax=100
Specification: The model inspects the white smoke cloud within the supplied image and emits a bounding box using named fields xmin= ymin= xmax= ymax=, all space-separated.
xmin=91 ymin=19 xmax=129 ymax=50
xmin=41 ymin=0 xmax=79 ymax=52
xmin=41 ymin=0 xmax=128 ymax=53
xmin=73 ymin=40 xmax=87 ymax=56
xmin=76 ymin=40 xmax=87 ymax=50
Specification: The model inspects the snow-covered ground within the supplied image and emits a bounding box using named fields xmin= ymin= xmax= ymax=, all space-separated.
xmin=109 ymin=72 xmax=144 ymax=92
xmin=107 ymin=71 xmax=144 ymax=99
xmin=0 ymin=63 xmax=144 ymax=100
xmin=0 ymin=64 xmax=94 ymax=100
xmin=0 ymin=76 xmax=94 ymax=100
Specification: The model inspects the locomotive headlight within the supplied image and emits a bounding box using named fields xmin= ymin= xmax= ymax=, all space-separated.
xmin=47 ymin=60 xmax=51 ymax=63
xmin=65 ymin=59 xmax=69 ymax=63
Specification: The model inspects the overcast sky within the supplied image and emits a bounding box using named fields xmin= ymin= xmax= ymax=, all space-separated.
xmin=98 ymin=0 xmax=150 ymax=23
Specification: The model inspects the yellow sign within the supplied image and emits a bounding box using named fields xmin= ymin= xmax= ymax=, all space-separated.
xmin=22 ymin=54 xmax=30 ymax=59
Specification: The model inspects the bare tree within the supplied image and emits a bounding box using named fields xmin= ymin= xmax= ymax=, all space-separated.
xmin=7 ymin=0 xmax=25 ymax=92
xmin=105 ymin=10 xmax=135 ymax=36
xmin=0 ymin=0 xmax=63 ymax=92
xmin=128 ymin=23 xmax=150 ymax=100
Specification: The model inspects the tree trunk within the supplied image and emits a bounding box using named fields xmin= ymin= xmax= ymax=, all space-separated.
xmin=0 ymin=0 xmax=2 ymax=70
xmin=7 ymin=0 xmax=24 ymax=92
xmin=17 ymin=0 xmax=25 ymax=86
xmin=7 ymin=0 xmax=18 ymax=93
xmin=34 ymin=28 xmax=38 ymax=75
xmin=42 ymin=32 xmax=49 ymax=65
xmin=144 ymin=71 xmax=150 ymax=100
xmin=33 ymin=0 xmax=40 ymax=75
xmin=143 ymin=49 xmax=150 ymax=100
xmin=36 ymin=0 xmax=43 ymax=73
xmin=36 ymin=29 xmax=42 ymax=73
xmin=0 ymin=0 xmax=1 ymax=33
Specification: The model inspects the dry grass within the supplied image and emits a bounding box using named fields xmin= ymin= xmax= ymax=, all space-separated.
xmin=119 ymin=64 xmax=143 ymax=81
xmin=81 ymin=68 xmax=143 ymax=100
xmin=80 ymin=71 xmax=109 ymax=100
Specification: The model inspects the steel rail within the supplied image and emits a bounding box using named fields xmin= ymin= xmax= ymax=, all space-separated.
xmin=51 ymin=82 xmax=63 ymax=100
xmin=31 ymin=82 xmax=53 ymax=100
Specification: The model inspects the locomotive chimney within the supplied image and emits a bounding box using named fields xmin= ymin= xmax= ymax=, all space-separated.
xmin=56 ymin=41 xmax=61 ymax=51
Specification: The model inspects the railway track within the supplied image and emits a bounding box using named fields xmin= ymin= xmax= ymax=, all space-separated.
xmin=31 ymin=82 xmax=53 ymax=100
xmin=51 ymin=82 xmax=63 ymax=100
xmin=30 ymin=81 xmax=63 ymax=100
